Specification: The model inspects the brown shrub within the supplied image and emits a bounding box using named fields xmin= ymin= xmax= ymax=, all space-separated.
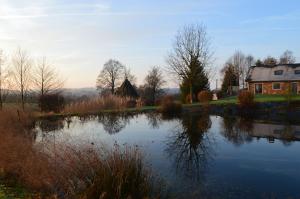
xmin=185 ymin=94 xmax=192 ymax=104
xmin=238 ymin=91 xmax=255 ymax=108
xmin=197 ymin=90 xmax=213 ymax=103
xmin=159 ymin=95 xmax=182 ymax=114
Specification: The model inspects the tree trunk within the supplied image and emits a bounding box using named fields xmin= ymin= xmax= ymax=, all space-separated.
xmin=21 ymin=86 xmax=24 ymax=110
xmin=189 ymin=82 xmax=193 ymax=104
xmin=0 ymin=89 xmax=2 ymax=110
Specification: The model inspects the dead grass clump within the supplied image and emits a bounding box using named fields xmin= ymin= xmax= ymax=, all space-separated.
xmin=64 ymin=95 xmax=135 ymax=114
xmin=47 ymin=144 xmax=167 ymax=199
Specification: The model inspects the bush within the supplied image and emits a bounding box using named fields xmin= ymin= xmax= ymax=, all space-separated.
xmin=159 ymin=95 xmax=182 ymax=114
xmin=197 ymin=90 xmax=212 ymax=103
xmin=39 ymin=93 xmax=65 ymax=113
xmin=238 ymin=91 xmax=255 ymax=108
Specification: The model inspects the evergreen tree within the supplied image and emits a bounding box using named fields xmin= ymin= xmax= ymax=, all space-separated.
xmin=221 ymin=63 xmax=239 ymax=95
xmin=180 ymin=57 xmax=209 ymax=102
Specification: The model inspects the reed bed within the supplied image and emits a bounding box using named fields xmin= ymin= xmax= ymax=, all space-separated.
xmin=64 ymin=95 xmax=135 ymax=114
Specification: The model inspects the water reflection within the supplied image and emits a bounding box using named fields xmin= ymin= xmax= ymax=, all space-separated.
xmin=221 ymin=116 xmax=300 ymax=145
xmin=221 ymin=117 xmax=254 ymax=146
xmin=37 ymin=118 xmax=65 ymax=133
xmin=145 ymin=112 xmax=162 ymax=129
xmin=34 ymin=113 xmax=300 ymax=198
xmin=97 ymin=113 xmax=135 ymax=134
xmin=165 ymin=113 xmax=214 ymax=182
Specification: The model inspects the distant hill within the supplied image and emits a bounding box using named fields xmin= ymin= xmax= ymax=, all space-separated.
xmin=62 ymin=87 xmax=98 ymax=98
xmin=163 ymin=88 xmax=180 ymax=94
xmin=61 ymin=87 xmax=180 ymax=99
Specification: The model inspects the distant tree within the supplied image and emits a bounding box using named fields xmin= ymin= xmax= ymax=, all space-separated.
xmin=0 ymin=50 xmax=12 ymax=110
xmin=33 ymin=57 xmax=64 ymax=97
xmin=245 ymin=55 xmax=255 ymax=68
xmin=167 ymin=24 xmax=212 ymax=103
xmin=255 ymin=59 xmax=263 ymax=66
xmin=123 ymin=66 xmax=137 ymax=85
xmin=224 ymin=51 xmax=253 ymax=89
xmin=221 ymin=62 xmax=239 ymax=95
xmin=143 ymin=67 xmax=165 ymax=105
xmin=96 ymin=59 xmax=125 ymax=95
xmin=12 ymin=48 xmax=32 ymax=110
xmin=280 ymin=50 xmax=296 ymax=64
xmin=263 ymin=56 xmax=277 ymax=66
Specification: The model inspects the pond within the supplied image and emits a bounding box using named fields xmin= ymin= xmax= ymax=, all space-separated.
xmin=35 ymin=112 xmax=300 ymax=199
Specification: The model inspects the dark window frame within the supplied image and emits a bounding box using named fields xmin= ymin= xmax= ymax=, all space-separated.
xmin=272 ymin=82 xmax=281 ymax=90
xmin=295 ymin=70 xmax=300 ymax=75
xmin=274 ymin=70 xmax=283 ymax=75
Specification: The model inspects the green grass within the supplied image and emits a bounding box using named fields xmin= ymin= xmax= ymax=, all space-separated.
xmin=210 ymin=94 xmax=300 ymax=105
xmin=0 ymin=184 xmax=31 ymax=199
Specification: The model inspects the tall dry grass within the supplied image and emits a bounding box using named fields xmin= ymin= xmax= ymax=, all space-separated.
xmin=0 ymin=108 xmax=167 ymax=198
xmin=64 ymin=95 xmax=135 ymax=114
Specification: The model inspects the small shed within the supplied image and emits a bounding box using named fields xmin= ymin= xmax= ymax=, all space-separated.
xmin=116 ymin=79 xmax=139 ymax=98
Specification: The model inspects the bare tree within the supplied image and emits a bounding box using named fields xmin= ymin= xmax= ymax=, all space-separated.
xmin=245 ymin=55 xmax=255 ymax=68
xmin=263 ymin=56 xmax=277 ymax=66
xmin=12 ymin=48 xmax=32 ymax=110
xmin=231 ymin=51 xmax=247 ymax=89
xmin=144 ymin=66 xmax=166 ymax=104
xmin=123 ymin=66 xmax=137 ymax=85
xmin=280 ymin=50 xmax=296 ymax=64
xmin=0 ymin=50 xmax=12 ymax=110
xmin=167 ymin=24 xmax=213 ymax=103
xmin=34 ymin=57 xmax=64 ymax=97
xmin=96 ymin=59 xmax=124 ymax=95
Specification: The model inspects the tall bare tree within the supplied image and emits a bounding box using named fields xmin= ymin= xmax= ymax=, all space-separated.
xmin=12 ymin=48 xmax=32 ymax=110
xmin=144 ymin=66 xmax=166 ymax=104
xmin=123 ymin=66 xmax=137 ymax=85
xmin=96 ymin=59 xmax=125 ymax=95
xmin=167 ymin=24 xmax=213 ymax=103
xmin=34 ymin=57 xmax=64 ymax=97
xmin=0 ymin=50 xmax=12 ymax=110
xmin=280 ymin=50 xmax=296 ymax=64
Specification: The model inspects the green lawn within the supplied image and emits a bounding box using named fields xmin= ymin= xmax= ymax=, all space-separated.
xmin=210 ymin=94 xmax=300 ymax=105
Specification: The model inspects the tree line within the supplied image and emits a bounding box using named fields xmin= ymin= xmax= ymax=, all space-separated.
xmin=0 ymin=48 xmax=64 ymax=110
xmin=96 ymin=24 xmax=213 ymax=104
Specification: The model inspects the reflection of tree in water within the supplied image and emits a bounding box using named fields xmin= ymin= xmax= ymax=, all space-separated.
xmin=97 ymin=113 xmax=136 ymax=134
xmin=38 ymin=118 xmax=65 ymax=133
xmin=221 ymin=117 xmax=254 ymax=146
xmin=145 ymin=112 xmax=162 ymax=129
xmin=165 ymin=113 xmax=214 ymax=183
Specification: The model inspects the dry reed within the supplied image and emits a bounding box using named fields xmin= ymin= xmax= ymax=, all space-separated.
xmin=64 ymin=95 xmax=135 ymax=114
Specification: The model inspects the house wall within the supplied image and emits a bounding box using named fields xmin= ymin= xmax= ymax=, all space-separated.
xmin=248 ymin=81 xmax=300 ymax=95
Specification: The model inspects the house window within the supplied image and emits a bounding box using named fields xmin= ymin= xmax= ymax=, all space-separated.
xmin=295 ymin=70 xmax=300 ymax=75
xmin=255 ymin=84 xmax=262 ymax=94
xmin=274 ymin=70 xmax=283 ymax=75
xmin=272 ymin=83 xmax=281 ymax=90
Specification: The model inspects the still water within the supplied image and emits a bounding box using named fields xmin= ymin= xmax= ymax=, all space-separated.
xmin=35 ymin=112 xmax=300 ymax=199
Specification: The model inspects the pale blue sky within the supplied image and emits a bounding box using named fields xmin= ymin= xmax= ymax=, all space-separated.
xmin=0 ymin=0 xmax=299 ymax=88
